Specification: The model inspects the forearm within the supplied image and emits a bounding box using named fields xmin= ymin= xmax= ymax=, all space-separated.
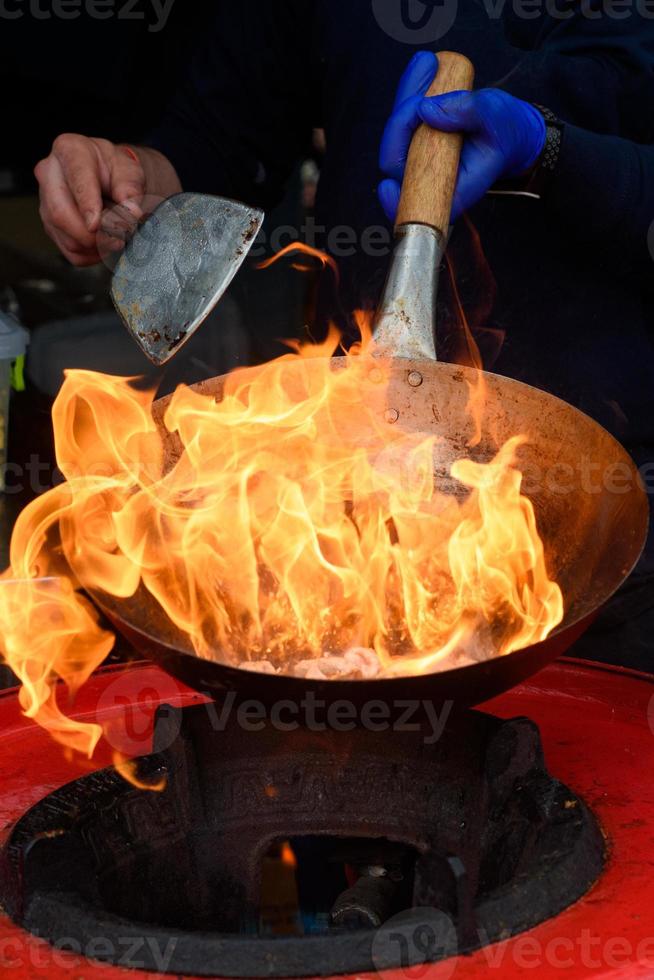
xmin=500 ymin=15 xmax=654 ymax=136
xmin=498 ymin=52 xmax=622 ymax=133
xmin=544 ymin=125 xmax=654 ymax=272
xmin=131 ymin=146 xmax=183 ymax=199
xmin=496 ymin=17 xmax=654 ymax=269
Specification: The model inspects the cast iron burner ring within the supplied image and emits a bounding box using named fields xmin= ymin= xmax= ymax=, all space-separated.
xmin=0 ymin=703 xmax=604 ymax=978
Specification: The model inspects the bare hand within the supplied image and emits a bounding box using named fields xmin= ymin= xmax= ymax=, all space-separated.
xmin=35 ymin=136 xmax=181 ymax=267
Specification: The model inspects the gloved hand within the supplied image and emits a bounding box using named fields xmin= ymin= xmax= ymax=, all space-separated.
xmin=379 ymin=51 xmax=547 ymax=223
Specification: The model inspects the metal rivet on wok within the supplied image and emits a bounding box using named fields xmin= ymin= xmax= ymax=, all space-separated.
xmin=368 ymin=367 xmax=384 ymax=384
xmin=407 ymin=371 xmax=423 ymax=387
xmin=385 ymin=409 xmax=399 ymax=424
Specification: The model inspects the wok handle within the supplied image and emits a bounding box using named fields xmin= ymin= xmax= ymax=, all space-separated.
xmin=396 ymin=51 xmax=475 ymax=235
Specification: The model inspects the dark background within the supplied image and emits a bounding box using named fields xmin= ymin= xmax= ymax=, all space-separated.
xmin=1 ymin=3 xmax=217 ymax=187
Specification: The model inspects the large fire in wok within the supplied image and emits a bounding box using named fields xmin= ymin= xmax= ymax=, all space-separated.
xmin=0 ymin=312 xmax=563 ymax=760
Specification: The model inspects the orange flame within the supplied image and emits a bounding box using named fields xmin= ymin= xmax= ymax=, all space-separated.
xmin=0 ymin=314 xmax=563 ymax=764
xmin=0 ymin=576 xmax=112 ymax=756
xmin=113 ymin=755 xmax=167 ymax=792
xmin=257 ymin=242 xmax=340 ymax=284
xmin=0 ymin=238 xmax=564 ymax=767
xmin=280 ymin=841 xmax=298 ymax=870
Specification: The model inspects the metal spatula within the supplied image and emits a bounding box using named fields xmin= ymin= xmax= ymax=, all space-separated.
xmin=109 ymin=192 xmax=264 ymax=366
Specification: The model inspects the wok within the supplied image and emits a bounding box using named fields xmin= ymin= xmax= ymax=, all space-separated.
xmin=92 ymin=358 xmax=648 ymax=709
xmin=91 ymin=53 xmax=648 ymax=708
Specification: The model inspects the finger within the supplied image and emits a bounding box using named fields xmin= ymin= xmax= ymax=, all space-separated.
xmin=379 ymin=53 xmax=439 ymax=182
xmin=418 ymin=91 xmax=482 ymax=133
xmin=36 ymin=156 xmax=99 ymax=249
xmin=393 ymin=51 xmax=438 ymax=110
xmin=49 ymin=229 xmax=100 ymax=265
xmin=109 ymin=146 xmax=146 ymax=217
xmin=379 ymin=95 xmax=423 ymax=180
xmin=50 ymin=228 xmax=101 ymax=266
xmin=54 ymin=227 xmax=93 ymax=254
xmin=97 ymin=227 xmax=129 ymax=255
xmin=378 ymin=179 xmax=401 ymax=223
xmin=100 ymin=202 xmax=139 ymax=241
xmin=64 ymin=251 xmax=104 ymax=268
xmin=51 ymin=134 xmax=104 ymax=232
xmin=451 ymin=142 xmax=504 ymax=220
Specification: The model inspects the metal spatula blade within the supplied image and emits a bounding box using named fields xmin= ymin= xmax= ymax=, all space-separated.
xmin=110 ymin=192 xmax=264 ymax=366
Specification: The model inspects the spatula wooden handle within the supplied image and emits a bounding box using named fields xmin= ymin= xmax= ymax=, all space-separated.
xmin=395 ymin=51 xmax=475 ymax=235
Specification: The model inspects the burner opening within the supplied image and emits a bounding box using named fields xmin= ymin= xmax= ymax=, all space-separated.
xmin=0 ymin=702 xmax=606 ymax=978
xmin=260 ymin=836 xmax=418 ymax=936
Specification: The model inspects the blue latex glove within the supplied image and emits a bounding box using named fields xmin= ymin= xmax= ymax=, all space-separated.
xmin=379 ymin=52 xmax=547 ymax=223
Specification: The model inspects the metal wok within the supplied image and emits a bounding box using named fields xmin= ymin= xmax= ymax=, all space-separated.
xmin=91 ymin=358 xmax=648 ymax=709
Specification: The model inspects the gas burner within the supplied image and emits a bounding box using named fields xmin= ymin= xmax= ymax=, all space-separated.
xmin=0 ymin=699 xmax=603 ymax=976
xmin=0 ymin=658 xmax=653 ymax=980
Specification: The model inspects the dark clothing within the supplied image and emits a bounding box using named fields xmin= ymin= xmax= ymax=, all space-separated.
xmin=149 ymin=3 xmax=654 ymax=666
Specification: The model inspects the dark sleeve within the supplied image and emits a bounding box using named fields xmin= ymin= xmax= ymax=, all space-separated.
xmin=146 ymin=0 xmax=316 ymax=211
xmin=546 ymin=125 xmax=654 ymax=272
xmin=498 ymin=12 xmax=654 ymax=269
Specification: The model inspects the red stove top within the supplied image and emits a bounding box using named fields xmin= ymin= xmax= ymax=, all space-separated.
xmin=0 ymin=657 xmax=652 ymax=980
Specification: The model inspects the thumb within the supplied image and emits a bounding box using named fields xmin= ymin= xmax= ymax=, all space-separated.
xmin=419 ymin=91 xmax=481 ymax=133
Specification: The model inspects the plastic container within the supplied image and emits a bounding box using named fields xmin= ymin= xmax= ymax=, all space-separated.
xmin=0 ymin=313 xmax=29 ymax=491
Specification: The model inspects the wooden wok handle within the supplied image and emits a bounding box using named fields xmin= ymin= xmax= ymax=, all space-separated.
xmin=395 ymin=51 xmax=475 ymax=236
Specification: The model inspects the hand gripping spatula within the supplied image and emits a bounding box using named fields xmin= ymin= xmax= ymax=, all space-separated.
xmin=110 ymin=193 xmax=264 ymax=366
